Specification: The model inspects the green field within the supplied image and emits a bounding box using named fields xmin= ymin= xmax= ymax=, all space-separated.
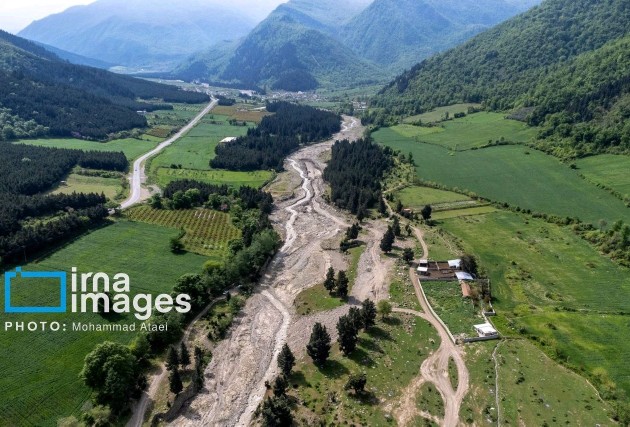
xmin=0 ymin=221 xmax=207 ymax=426
xmin=126 ymin=206 xmax=240 ymax=260
xmin=154 ymin=167 xmax=274 ymax=189
xmin=432 ymin=205 xmax=498 ymax=220
xmin=149 ymin=117 xmax=250 ymax=171
xmin=374 ymin=129 xmax=630 ymax=224
xmin=460 ymin=340 xmax=612 ymax=425
xmin=577 ymin=154 xmax=630 ymax=201
xmin=292 ymin=314 xmax=439 ymax=425
xmin=395 ymin=186 xmax=470 ymax=210
xmin=441 ymin=211 xmax=630 ymax=395
xmin=52 ymin=173 xmax=123 ymax=200
xmin=14 ymin=136 xmax=161 ymax=161
xmin=403 ymin=103 xmax=481 ymax=124
xmin=393 ymin=112 xmax=537 ymax=150
xmin=421 ymin=281 xmax=484 ymax=336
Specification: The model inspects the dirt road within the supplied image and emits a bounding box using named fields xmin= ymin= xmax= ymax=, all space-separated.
xmin=171 ymin=116 xmax=388 ymax=426
xmin=120 ymin=99 xmax=217 ymax=210
xmin=393 ymin=225 xmax=469 ymax=427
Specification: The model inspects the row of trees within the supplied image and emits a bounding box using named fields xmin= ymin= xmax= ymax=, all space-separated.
xmin=211 ymin=101 xmax=341 ymax=171
xmin=323 ymin=139 xmax=393 ymax=217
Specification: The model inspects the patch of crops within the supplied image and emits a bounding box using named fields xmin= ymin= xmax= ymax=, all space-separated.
xmin=127 ymin=206 xmax=240 ymax=256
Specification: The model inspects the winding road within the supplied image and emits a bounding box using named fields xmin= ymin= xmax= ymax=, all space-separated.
xmin=120 ymin=98 xmax=218 ymax=210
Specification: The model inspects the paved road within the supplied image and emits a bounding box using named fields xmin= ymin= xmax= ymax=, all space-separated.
xmin=120 ymin=99 xmax=218 ymax=210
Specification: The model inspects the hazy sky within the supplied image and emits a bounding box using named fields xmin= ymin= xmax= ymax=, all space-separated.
xmin=0 ymin=0 xmax=287 ymax=34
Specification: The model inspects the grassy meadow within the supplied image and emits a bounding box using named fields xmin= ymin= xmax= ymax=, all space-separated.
xmin=403 ymin=103 xmax=481 ymax=124
xmin=154 ymin=167 xmax=274 ymax=189
xmin=421 ymin=281 xmax=484 ymax=336
xmin=291 ymin=314 xmax=440 ymax=425
xmin=577 ymin=154 xmax=630 ymax=201
xmin=441 ymin=211 xmax=630 ymax=395
xmin=0 ymin=221 xmax=207 ymax=426
xmin=51 ymin=173 xmax=123 ymax=201
xmin=374 ymin=128 xmax=630 ymax=224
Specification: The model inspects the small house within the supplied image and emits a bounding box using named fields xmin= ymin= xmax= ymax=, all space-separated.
xmin=455 ymin=271 xmax=474 ymax=281
xmin=448 ymin=259 xmax=462 ymax=270
xmin=474 ymin=323 xmax=499 ymax=338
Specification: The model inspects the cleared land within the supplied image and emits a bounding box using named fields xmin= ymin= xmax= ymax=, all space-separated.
xmin=212 ymin=104 xmax=272 ymax=123
xmin=577 ymin=154 xmax=630 ymax=201
xmin=149 ymin=112 xmax=275 ymax=189
xmin=126 ymin=206 xmax=239 ymax=260
xmin=395 ymin=186 xmax=470 ymax=210
xmin=403 ymin=103 xmax=481 ymax=124
xmin=441 ymin=211 xmax=630 ymax=395
xmin=393 ymin=112 xmax=537 ymax=150
xmin=421 ymin=281 xmax=484 ymax=336
xmin=0 ymin=221 xmax=207 ymax=427
xmin=291 ymin=314 xmax=440 ymax=425
xmin=374 ymin=129 xmax=630 ymax=224
xmin=14 ymin=136 xmax=161 ymax=161
xmin=52 ymin=173 xmax=123 ymax=200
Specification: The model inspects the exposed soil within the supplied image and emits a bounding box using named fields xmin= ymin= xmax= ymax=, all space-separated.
xmin=170 ymin=116 xmax=399 ymax=426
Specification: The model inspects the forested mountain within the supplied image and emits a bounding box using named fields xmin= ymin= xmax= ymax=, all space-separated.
xmin=373 ymin=0 xmax=630 ymax=152
xmin=340 ymin=0 xmax=538 ymax=71
xmin=173 ymin=1 xmax=382 ymax=91
xmin=18 ymin=0 xmax=262 ymax=70
xmin=0 ymin=30 xmax=208 ymax=140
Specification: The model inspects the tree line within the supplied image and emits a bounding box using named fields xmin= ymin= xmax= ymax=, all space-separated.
xmin=211 ymin=101 xmax=341 ymax=171
xmin=323 ymin=138 xmax=393 ymax=217
xmin=0 ymin=143 xmax=126 ymax=261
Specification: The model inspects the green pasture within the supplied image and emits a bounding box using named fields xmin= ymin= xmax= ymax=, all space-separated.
xmin=374 ymin=128 xmax=630 ymax=224
xmin=0 ymin=221 xmax=206 ymax=426
xmin=441 ymin=211 xmax=630 ymax=394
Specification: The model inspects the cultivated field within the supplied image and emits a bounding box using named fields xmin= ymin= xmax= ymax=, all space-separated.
xmin=0 ymin=221 xmax=207 ymax=426
xmin=392 ymin=112 xmax=537 ymax=150
xmin=51 ymin=173 xmax=123 ymax=200
xmin=441 ymin=211 xmax=630 ymax=395
xmin=154 ymin=168 xmax=274 ymax=189
xmin=126 ymin=206 xmax=240 ymax=259
xmin=374 ymin=130 xmax=630 ymax=224
xmin=395 ymin=186 xmax=471 ymax=209
xmin=577 ymin=154 xmax=630 ymax=201
xmin=14 ymin=136 xmax=161 ymax=161
xmin=403 ymin=103 xmax=481 ymax=124
xmin=291 ymin=314 xmax=440 ymax=425
xmin=212 ymin=104 xmax=272 ymax=123
xmin=421 ymin=281 xmax=484 ymax=336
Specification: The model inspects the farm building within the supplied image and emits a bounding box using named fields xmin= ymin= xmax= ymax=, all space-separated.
xmin=220 ymin=137 xmax=237 ymax=143
xmin=448 ymin=259 xmax=462 ymax=269
xmin=455 ymin=271 xmax=474 ymax=281
xmin=473 ymin=323 xmax=498 ymax=338
xmin=417 ymin=259 xmax=429 ymax=276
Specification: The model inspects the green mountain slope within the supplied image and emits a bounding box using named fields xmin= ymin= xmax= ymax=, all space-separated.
xmin=0 ymin=30 xmax=208 ymax=140
xmin=174 ymin=2 xmax=384 ymax=91
xmin=341 ymin=0 xmax=537 ymax=70
xmin=18 ymin=0 xmax=257 ymax=70
xmin=374 ymin=0 xmax=630 ymax=152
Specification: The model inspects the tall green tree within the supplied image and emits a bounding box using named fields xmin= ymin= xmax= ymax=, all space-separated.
xmin=337 ymin=314 xmax=359 ymax=356
xmin=260 ymin=395 xmax=293 ymax=427
xmin=80 ymin=341 xmax=140 ymax=413
xmin=323 ymin=267 xmax=336 ymax=293
xmin=277 ymin=344 xmax=296 ymax=378
xmin=307 ymin=323 xmax=331 ymax=366
xmin=380 ymin=226 xmax=395 ymax=253
xmin=377 ymin=300 xmax=393 ymax=320
xmin=403 ymin=248 xmax=415 ymax=264
xmin=337 ymin=270 xmax=349 ymax=298
xmin=180 ymin=342 xmax=191 ymax=367
xmin=361 ymin=299 xmax=377 ymax=329
xmin=165 ymin=345 xmax=179 ymax=371
xmin=348 ymin=306 xmax=364 ymax=331
xmin=421 ymin=205 xmax=433 ymax=221
xmin=169 ymin=367 xmax=183 ymax=395
xmin=392 ymin=216 xmax=401 ymax=236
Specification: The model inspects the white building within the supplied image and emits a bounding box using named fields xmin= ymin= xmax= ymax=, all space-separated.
xmin=474 ymin=323 xmax=499 ymax=337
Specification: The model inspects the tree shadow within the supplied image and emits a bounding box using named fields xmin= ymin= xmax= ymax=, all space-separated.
xmin=319 ymin=360 xmax=349 ymax=379
xmin=357 ymin=336 xmax=383 ymax=355
xmin=289 ymin=370 xmax=309 ymax=388
xmin=382 ymin=316 xmax=402 ymax=326
xmin=366 ymin=326 xmax=394 ymax=342
xmin=348 ymin=347 xmax=375 ymax=367
xmin=347 ymin=390 xmax=379 ymax=406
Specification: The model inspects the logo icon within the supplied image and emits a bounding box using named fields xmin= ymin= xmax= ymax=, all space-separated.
xmin=4 ymin=267 xmax=67 ymax=313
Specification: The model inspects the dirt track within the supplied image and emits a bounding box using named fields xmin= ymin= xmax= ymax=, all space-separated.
xmin=171 ymin=116 xmax=397 ymax=426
